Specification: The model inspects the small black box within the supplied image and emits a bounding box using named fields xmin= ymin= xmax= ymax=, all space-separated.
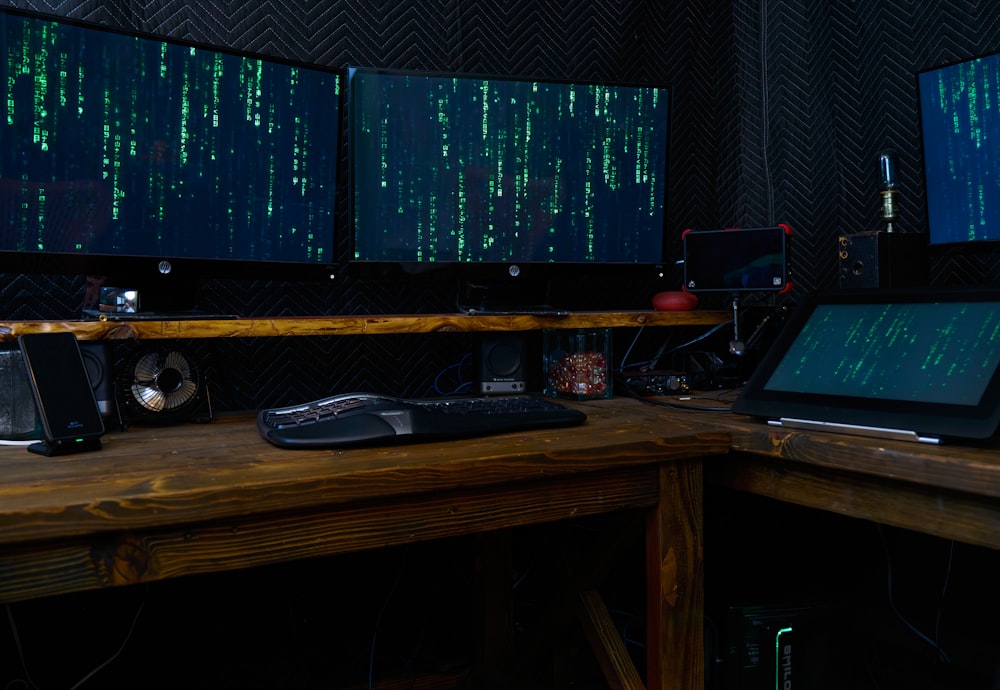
xmin=838 ymin=231 xmax=928 ymax=289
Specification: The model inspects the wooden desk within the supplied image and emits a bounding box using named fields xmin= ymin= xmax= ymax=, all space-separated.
xmin=679 ymin=403 xmax=1000 ymax=550
xmin=0 ymin=310 xmax=728 ymax=341
xmin=0 ymin=397 xmax=729 ymax=690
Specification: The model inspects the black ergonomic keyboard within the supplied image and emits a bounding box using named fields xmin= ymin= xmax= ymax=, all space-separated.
xmin=257 ymin=392 xmax=588 ymax=449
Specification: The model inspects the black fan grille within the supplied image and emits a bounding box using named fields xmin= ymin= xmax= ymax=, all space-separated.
xmin=118 ymin=346 xmax=204 ymax=421
xmin=129 ymin=349 xmax=199 ymax=412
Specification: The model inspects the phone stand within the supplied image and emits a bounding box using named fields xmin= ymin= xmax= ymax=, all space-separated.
xmin=28 ymin=437 xmax=103 ymax=457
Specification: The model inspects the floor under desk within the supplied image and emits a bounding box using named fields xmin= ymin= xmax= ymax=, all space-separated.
xmin=3 ymin=518 xmax=654 ymax=688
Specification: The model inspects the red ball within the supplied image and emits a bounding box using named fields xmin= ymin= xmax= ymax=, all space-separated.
xmin=652 ymin=291 xmax=698 ymax=311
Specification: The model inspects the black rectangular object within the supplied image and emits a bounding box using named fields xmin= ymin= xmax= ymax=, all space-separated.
xmin=724 ymin=604 xmax=836 ymax=690
xmin=19 ymin=332 xmax=105 ymax=455
xmin=837 ymin=231 xmax=928 ymax=289
xmin=683 ymin=225 xmax=792 ymax=293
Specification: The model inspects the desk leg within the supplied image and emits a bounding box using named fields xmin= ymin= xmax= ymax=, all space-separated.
xmin=647 ymin=458 xmax=704 ymax=690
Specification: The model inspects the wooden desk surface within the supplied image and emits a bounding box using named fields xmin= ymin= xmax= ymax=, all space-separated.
xmin=0 ymin=397 xmax=728 ymax=601
xmin=6 ymin=393 xmax=996 ymax=688
xmin=670 ymin=398 xmax=1000 ymax=550
xmin=0 ymin=310 xmax=728 ymax=341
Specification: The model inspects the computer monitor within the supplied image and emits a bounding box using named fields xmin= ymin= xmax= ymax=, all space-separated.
xmin=0 ymin=8 xmax=341 ymax=313
xmin=347 ymin=67 xmax=671 ymax=311
xmin=918 ymin=49 xmax=1000 ymax=246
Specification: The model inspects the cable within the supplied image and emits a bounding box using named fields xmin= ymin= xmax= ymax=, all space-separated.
xmin=6 ymin=603 xmax=38 ymax=690
xmin=933 ymin=539 xmax=955 ymax=663
xmin=619 ymin=379 xmax=735 ymax=412
xmin=742 ymin=304 xmax=787 ymax=352
xmin=369 ymin=550 xmax=407 ymax=690
xmin=431 ymin=352 xmax=473 ymax=396
xmin=639 ymin=396 xmax=733 ymax=413
xmin=623 ymin=320 xmax=732 ymax=374
xmin=877 ymin=525 xmax=952 ymax=665
xmin=606 ymin=607 xmax=647 ymax=651
xmin=6 ymin=597 xmax=146 ymax=690
xmin=760 ymin=0 xmax=775 ymax=224
xmin=617 ymin=326 xmax=646 ymax=371
xmin=69 ymin=600 xmax=145 ymax=689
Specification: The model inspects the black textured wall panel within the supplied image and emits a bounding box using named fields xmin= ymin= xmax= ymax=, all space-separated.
xmin=721 ymin=0 xmax=1000 ymax=297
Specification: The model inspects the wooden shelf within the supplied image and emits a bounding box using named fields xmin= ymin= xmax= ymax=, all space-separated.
xmin=0 ymin=310 xmax=728 ymax=341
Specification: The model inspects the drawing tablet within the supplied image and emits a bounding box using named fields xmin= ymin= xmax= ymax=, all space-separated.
xmin=731 ymin=288 xmax=1000 ymax=443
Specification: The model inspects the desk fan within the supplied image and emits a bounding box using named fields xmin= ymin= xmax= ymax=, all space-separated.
xmin=116 ymin=345 xmax=211 ymax=425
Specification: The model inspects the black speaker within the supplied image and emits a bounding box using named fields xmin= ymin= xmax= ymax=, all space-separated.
xmin=837 ymin=231 xmax=928 ymax=289
xmin=79 ymin=341 xmax=114 ymax=419
xmin=477 ymin=333 xmax=527 ymax=394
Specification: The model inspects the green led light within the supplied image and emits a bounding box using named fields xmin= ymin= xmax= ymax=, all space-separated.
xmin=775 ymin=626 xmax=793 ymax=690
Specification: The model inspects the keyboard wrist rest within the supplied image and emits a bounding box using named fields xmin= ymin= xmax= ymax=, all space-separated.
xmin=257 ymin=412 xmax=400 ymax=448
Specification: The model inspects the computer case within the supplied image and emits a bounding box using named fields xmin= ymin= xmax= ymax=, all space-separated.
xmin=722 ymin=603 xmax=838 ymax=690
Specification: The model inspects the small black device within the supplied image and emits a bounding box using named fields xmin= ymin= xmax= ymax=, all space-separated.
xmin=836 ymin=230 xmax=928 ymax=289
xmin=621 ymin=369 xmax=690 ymax=396
xmin=683 ymin=225 xmax=792 ymax=293
xmin=19 ymin=332 xmax=105 ymax=456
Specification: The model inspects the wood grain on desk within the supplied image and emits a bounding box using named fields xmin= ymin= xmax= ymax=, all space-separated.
xmin=696 ymin=405 xmax=1000 ymax=550
xmin=0 ymin=310 xmax=728 ymax=341
xmin=0 ymin=398 xmax=728 ymax=603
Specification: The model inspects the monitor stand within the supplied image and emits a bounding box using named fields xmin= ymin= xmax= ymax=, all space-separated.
xmin=456 ymin=279 xmax=571 ymax=316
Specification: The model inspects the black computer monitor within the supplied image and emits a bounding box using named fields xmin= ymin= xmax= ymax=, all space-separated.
xmin=347 ymin=67 xmax=672 ymax=311
xmin=919 ymin=49 xmax=1000 ymax=246
xmin=0 ymin=8 xmax=342 ymax=313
